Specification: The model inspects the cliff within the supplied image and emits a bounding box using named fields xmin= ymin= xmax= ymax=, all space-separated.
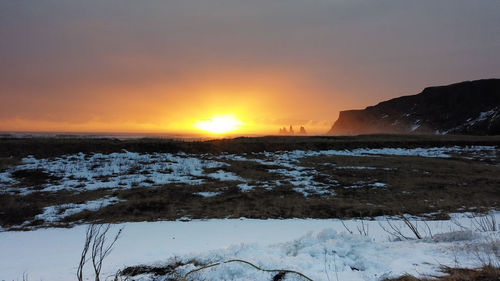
xmin=328 ymin=79 xmax=500 ymax=135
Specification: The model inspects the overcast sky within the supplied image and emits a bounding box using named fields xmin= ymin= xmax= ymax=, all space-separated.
xmin=1 ymin=0 xmax=499 ymax=134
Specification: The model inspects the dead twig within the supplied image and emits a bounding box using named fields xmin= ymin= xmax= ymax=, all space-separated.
xmin=471 ymin=212 xmax=497 ymax=232
xmin=340 ymin=220 xmax=353 ymax=235
xmin=183 ymin=259 xmax=313 ymax=281
xmin=357 ymin=219 xmax=369 ymax=236
xmin=78 ymin=224 xmax=96 ymax=281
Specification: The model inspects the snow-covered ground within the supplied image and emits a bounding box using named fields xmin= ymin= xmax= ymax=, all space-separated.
xmin=34 ymin=196 xmax=123 ymax=223
xmin=1 ymin=146 xmax=496 ymax=195
xmin=1 ymin=146 xmax=498 ymax=280
xmin=1 ymin=145 xmax=497 ymax=229
xmin=1 ymin=213 xmax=498 ymax=281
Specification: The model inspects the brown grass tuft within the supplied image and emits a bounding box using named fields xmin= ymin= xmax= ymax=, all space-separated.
xmin=384 ymin=266 xmax=500 ymax=281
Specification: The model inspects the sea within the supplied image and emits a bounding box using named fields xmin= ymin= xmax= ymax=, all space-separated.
xmin=0 ymin=131 xmax=265 ymax=141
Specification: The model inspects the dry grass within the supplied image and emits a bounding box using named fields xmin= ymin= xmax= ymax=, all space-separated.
xmin=0 ymin=193 xmax=43 ymax=226
xmin=1 ymin=135 xmax=499 ymax=228
xmin=384 ymin=266 xmax=500 ymax=281
xmin=301 ymin=154 xmax=500 ymax=217
xmin=118 ymin=262 xmax=500 ymax=281
xmin=11 ymin=169 xmax=62 ymax=189
xmin=62 ymin=161 xmax=499 ymax=224
xmin=119 ymin=258 xmax=202 ymax=280
xmin=2 ymin=150 xmax=499 ymax=228
xmin=63 ymin=183 xmax=314 ymax=223
xmin=0 ymin=189 xmax=112 ymax=228
xmin=1 ymin=135 xmax=499 ymax=158
xmin=0 ymin=157 xmax=20 ymax=172
xmin=206 ymin=159 xmax=285 ymax=182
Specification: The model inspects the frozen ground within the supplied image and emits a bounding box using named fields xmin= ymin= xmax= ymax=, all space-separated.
xmin=0 ymin=145 xmax=498 ymax=280
xmin=0 ymin=145 xmax=497 ymax=229
xmin=0 ymin=213 xmax=498 ymax=281
xmin=1 ymin=145 xmax=496 ymax=195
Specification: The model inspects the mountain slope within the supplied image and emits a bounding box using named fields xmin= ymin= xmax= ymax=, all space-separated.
xmin=328 ymin=79 xmax=500 ymax=135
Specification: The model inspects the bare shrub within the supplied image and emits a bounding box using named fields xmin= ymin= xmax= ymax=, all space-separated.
xmin=340 ymin=219 xmax=369 ymax=236
xmin=77 ymin=223 xmax=123 ymax=281
xmin=471 ymin=236 xmax=500 ymax=268
xmin=400 ymin=215 xmax=422 ymax=239
xmin=357 ymin=219 xmax=369 ymax=236
xmin=471 ymin=212 xmax=497 ymax=232
xmin=379 ymin=215 xmax=433 ymax=240
xmin=77 ymin=225 xmax=94 ymax=281
xmin=340 ymin=220 xmax=353 ymax=235
xmin=379 ymin=219 xmax=412 ymax=240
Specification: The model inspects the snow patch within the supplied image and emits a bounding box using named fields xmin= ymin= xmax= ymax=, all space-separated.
xmin=195 ymin=192 xmax=222 ymax=198
xmin=35 ymin=196 xmax=123 ymax=223
xmin=467 ymin=108 xmax=498 ymax=126
xmin=0 ymin=146 xmax=495 ymax=196
xmin=1 ymin=213 xmax=499 ymax=281
xmin=237 ymin=183 xmax=255 ymax=192
xmin=206 ymin=170 xmax=243 ymax=181
xmin=0 ymin=152 xmax=228 ymax=194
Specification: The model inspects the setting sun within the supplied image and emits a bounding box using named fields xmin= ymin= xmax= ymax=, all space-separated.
xmin=193 ymin=114 xmax=244 ymax=134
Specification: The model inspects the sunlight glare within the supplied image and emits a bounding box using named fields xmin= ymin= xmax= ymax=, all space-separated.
xmin=193 ymin=114 xmax=244 ymax=134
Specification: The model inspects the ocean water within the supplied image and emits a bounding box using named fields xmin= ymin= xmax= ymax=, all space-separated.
xmin=0 ymin=131 xmax=263 ymax=141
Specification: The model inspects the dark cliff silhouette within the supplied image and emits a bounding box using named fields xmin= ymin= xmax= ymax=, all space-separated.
xmin=299 ymin=126 xmax=306 ymax=135
xmin=328 ymin=79 xmax=500 ymax=136
xmin=279 ymin=125 xmax=307 ymax=135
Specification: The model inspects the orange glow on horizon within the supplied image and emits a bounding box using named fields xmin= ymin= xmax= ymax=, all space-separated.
xmin=0 ymin=67 xmax=343 ymax=136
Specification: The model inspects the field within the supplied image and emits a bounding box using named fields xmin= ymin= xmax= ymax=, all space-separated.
xmin=0 ymin=135 xmax=499 ymax=281
xmin=1 ymin=135 xmax=499 ymax=230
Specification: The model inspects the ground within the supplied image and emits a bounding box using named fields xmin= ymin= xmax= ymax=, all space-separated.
xmin=1 ymin=215 xmax=499 ymax=281
xmin=0 ymin=135 xmax=499 ymax=280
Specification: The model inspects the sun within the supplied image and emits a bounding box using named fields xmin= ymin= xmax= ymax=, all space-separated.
xmin=193 ymin=114 xmax=244 ymax=134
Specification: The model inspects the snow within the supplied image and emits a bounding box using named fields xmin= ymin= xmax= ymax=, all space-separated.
xmin=343 ymin=181 xmax=387 ymax=189
xmin=0 ymin=171 xmax=13 ymax=183
xmin=1 ymin=146 xmax=498 ymax=280
xmin=237 ymin=183 xmax=255 ymax=192
xmin=1 ymin=152 xmax=227 ymax=194
xmin=206 ymin=170 xmax=243 ymax=181
xmin=267 ymin=167 xmax=330 ymax=196
xmin=335 ymin=166 xmax=393 ymax=171
xmin=222 ymin=146 xmax=495 ymax=196
xmin=195 ymin=191 xmax=222 ymax=197
xmin=34 ymin=196 xmax=123 ymax=223
xmin=466 ymin=108 xmax=498 ymax=126
xmin=447 ymin=107 xmax=500 ymax=133
xmin=254 ymin=146 xmax=496 ymax=160
xmin=1 ymin=213 xmax=498 ymax=281
xmin=1 ymin=146 xmax=496 ymax=196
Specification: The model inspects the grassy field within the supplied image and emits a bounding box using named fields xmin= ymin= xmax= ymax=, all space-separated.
xmin=1 ymin=134 xmax=500 ymax=157
xmin=0 ymin=135 xmax=499 ymax=230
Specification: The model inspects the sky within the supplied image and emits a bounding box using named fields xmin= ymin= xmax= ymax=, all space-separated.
xmin=1 ymin=0 xmax=499 ymax=135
